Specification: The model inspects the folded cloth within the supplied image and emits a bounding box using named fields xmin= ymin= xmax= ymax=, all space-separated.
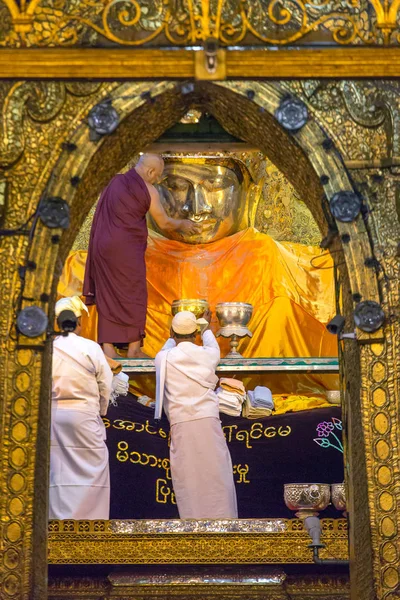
xmin=253 ymin=386 xmax=274 ymax=409
xmin=243 ymin=390 xmax=274 ymax=419
xmin=105 ymin=355 xmax=122 ymax=374
xmin=217 ymin=387 xmax=245 ymax=417
xmin=219 ymin=377 xmax=246 ymax=394
xmin=137 ymin=395 xmax=156 ymax=408
xmin=110 ymin=372 xmax=129 ymax=405
xmin=247 ymin=390 xmax=255 ymax=405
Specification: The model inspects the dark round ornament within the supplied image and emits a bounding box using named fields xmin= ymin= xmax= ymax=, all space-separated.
xmin=354 ymin=301 xmax=385 ymax=333
xmin=275 ymin=97 xmax=308 ymax=132
xmin=39 ymin=197 xmax=70 ymax=229
xmin=88 ymin=101 xmax=119 ymax=135
xmin=17 ymin=306 xmax=48 ymax=338
xmin=329 ymin=191 xmax=362 ymax=223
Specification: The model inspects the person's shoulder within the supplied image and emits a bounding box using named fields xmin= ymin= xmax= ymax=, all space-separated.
xmin=77 ymin=335 xmax=102 ymax=353
xmin=145 ymin=181 xmax=158 ymax=200
xmin=110 ymin=173 xmax=127 ymax=187
xmin=103 ymin=172 xmax=128 ymax=194
xmin=53 ymin=334 xmax=66 ymax=348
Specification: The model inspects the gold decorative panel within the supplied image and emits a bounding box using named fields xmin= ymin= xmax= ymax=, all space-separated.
xmin=47 ymin=572 xmax=351 ymax=599
xmin=3 ymin=0 xmax=400 ymax=47
xmin=48 ymin=518 xmax=348 ymax=565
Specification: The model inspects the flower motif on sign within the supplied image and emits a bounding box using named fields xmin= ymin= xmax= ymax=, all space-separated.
xmin=314 ymin=418 xmax=343 ymax=453
xmin=316 ymin=421 xmax=334 ymax=438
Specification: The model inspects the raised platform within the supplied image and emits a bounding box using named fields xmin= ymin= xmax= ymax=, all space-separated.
xmin=116 ymin=357 xmax=339 ymax=374
xmin=48 ymin=518 xmax=348 ymax=565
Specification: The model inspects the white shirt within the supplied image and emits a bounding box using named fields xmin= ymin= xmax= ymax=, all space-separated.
xmin=52 ymin=333 xmax=113 ymax=416
xmin=155 ymin=330 xmax=220 ymax=426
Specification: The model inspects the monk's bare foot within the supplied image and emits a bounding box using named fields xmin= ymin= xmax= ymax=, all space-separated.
xmin=103 ymin=343 xmax=119 ymax=359
xmin=127 ymin=341 xmax=148 ymax=359
xmin=127 ymin=350 xmax=150 ymax=359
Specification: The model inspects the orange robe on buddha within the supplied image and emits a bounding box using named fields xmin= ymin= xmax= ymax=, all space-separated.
xmin=58 ymin=228 xmax=339 ymax=400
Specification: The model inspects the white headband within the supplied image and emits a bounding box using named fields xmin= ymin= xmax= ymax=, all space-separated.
xmin=55 ymin=296 xmax=89 ymax=318
xmin=171 ymin=311 xmax=208 ymax=335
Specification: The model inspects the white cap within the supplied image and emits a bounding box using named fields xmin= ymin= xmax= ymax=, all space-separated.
xmin=55 ymin=296 xmax=89 ymax=318
xmin=171 ymin=311 xmax=208 ymax=335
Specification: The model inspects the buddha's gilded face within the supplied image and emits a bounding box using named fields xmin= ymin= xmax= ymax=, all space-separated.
xmin=154 ymin=162 xmax=242 ymax=244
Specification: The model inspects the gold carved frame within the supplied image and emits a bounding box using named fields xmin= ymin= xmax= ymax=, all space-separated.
xmin=0 ymin=4 xmax=400 ymax=598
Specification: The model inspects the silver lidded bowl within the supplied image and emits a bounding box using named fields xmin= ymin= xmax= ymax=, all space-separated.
xmin=171 ymin=299 xmax=209 ymax=319
xmin=216 ymin=302 xmax=253 ymax=330
xmin=331 ymin=483 xmax=347 ymax=513
xmin=284 ymin=483 xmax=331 ymax=518
xmin=326 ymin=390 xmax=341 ymax=405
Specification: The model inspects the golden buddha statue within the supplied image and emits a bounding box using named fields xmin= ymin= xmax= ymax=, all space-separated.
xmin=150 ymin=156 xmax=253 ymax=244
xmin=59 ymin=153 xmax=338 ymax=403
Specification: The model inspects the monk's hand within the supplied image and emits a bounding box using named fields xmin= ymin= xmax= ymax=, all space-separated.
xmin=203 ymin=308 xmax=212 ymax=324
xmin=179 ymin=220 xmax=202 ymax=235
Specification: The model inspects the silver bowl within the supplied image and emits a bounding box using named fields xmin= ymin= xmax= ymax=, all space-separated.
xmin=216 ymin=302 xmax=253 ymax=328
xmin=284 ymin=483 xmax=331 ymax=514
xmin=331 ymin=483 xmax=346 ymax=512
xmin=326 ymin=390 xmax=341 ymax=405
xmin=171 ymin=299 xmax=209 ymax=319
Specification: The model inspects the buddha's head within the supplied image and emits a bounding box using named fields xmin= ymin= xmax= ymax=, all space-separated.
xmin=149 ymin=156 xmax=259 ymax=244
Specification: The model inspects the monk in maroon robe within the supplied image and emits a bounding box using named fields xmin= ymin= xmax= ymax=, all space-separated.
xmin=83 ymin=154 xmax=199 ymax=358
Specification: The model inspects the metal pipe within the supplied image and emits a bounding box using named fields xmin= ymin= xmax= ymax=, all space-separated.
xmin=312 ymin=546 xmax=349 ymax=566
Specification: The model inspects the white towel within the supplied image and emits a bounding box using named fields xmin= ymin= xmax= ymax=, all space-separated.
xmin=243 ymin=388 xmax=274 ymax=419
xmin=253 ymin=386 xmax=274 ymax=408
xmin=217 ymin=387 xmax=245 ymax=417
xmin=109 ymin=372 xmax=129 ymax=406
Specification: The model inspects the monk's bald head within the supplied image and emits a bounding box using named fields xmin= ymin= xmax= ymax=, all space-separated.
xmin=135 ymin=153 xmax=164 ymax=185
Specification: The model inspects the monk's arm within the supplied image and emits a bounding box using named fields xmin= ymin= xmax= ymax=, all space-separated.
xmin=148 ymin=185 xmax=201 ymax=235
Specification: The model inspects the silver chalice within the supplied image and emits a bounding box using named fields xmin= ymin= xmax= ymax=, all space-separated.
xmin=215 ymin=302 xmax=253 ymax=358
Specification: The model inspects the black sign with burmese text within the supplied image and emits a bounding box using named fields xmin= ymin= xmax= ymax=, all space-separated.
xmin=104 ymin=395 xmax=343 ymax=519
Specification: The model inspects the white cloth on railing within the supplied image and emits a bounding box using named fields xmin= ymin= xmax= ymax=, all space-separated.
xmin=109 ymin=372 xmax=129 ymax=406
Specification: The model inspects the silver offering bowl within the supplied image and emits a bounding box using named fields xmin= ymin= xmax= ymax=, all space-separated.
xmin=326 ymin=390 xmax=341 ymax=405
xmin=284 ymin=483 xmax=331 ymax=549
xmin=171 ymin=299 xmax=209 ymax=319
xmin=215 ymin=302 xmax=253 ymax=358
xmin=331 ymin=483 xmax=347 ymax=516
xmin=284 ymin=483 xmax=331 ymax=519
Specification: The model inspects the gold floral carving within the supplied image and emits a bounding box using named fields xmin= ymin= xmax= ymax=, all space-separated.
xmin=2 ymin=0 xmax=400 ymax=47
xmin=47 ymin=572 xmax=351 ymax=600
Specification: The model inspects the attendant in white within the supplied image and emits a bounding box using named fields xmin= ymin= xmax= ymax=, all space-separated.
xmin=155 ymin=309 xmax=238 ymax=519
xmin=49 ymin=296 xmax=113 ymax=520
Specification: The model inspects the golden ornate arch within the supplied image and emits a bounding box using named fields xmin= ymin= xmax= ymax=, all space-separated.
xmin=0 ymin=78 xmax=399 ymax=600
